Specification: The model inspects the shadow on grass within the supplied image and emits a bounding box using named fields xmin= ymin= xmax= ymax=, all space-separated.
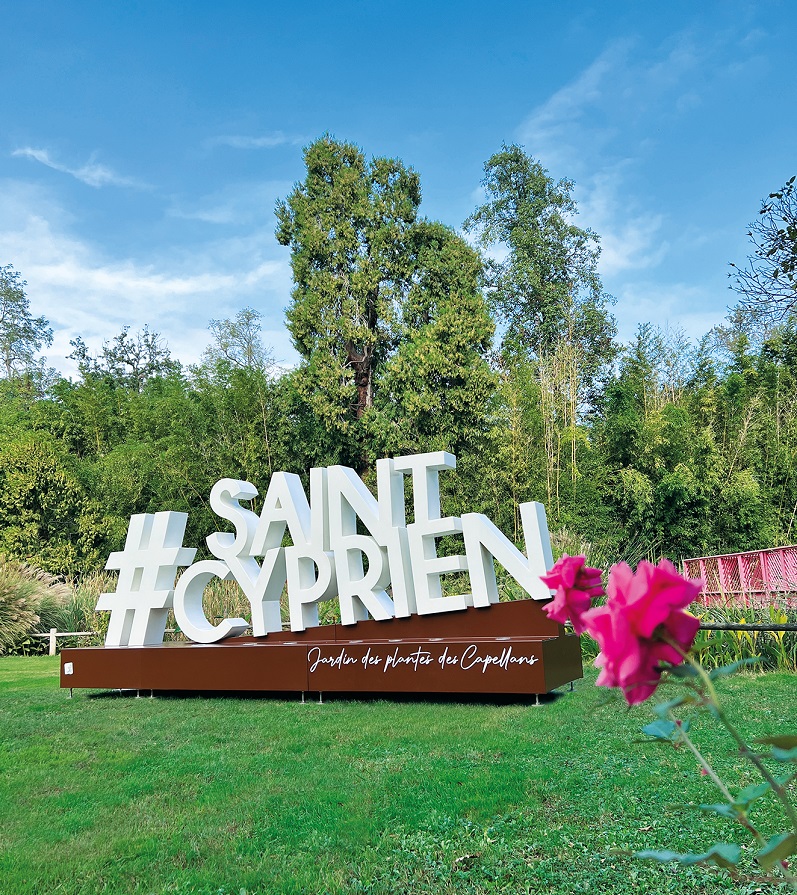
xmin=84 ymin=687 xmax=569 ymax=706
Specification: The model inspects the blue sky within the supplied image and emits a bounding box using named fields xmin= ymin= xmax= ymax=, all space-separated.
xmin=1 ymin=0 xmax=795 ymax=374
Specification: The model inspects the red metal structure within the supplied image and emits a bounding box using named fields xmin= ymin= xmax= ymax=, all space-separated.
xmin=683 ymin=545 xmax=797 ymax=607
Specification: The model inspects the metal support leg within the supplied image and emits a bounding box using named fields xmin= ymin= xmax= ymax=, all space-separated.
xmin=534 ymin=693 xmax=541 ymax=707
xmin=570 ymin=681 xmax=574 ymax=692
xmin=301 ymin=692 xmax=306 ymax=704
xmin=318 ymin=691 xmax=324 ymax=705
xmin=69 ymin=688 xmax=73 ymax=699
xmin=149 ymin=690 xmax=154 ymax=698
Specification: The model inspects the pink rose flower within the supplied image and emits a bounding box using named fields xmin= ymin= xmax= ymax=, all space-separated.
xmin=541 ymin=554 xmax=605 ymax=635
xmin=581 ymin=559 xmax=702 ymax=706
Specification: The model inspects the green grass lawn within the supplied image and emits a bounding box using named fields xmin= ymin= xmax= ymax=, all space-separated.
xmin=0 ymin=657 xmax=794 ymax=895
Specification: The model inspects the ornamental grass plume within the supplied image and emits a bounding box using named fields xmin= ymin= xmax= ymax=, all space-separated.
xmin=0 ymin=557 xmax=72 ymax=654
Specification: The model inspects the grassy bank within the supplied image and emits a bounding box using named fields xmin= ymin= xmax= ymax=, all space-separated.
xmin=0 ymin=657 xmax=794 ymax=894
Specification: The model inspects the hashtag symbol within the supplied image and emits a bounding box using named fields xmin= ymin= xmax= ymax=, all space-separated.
xmin=96 ymin=512 xmax=197 ymax=647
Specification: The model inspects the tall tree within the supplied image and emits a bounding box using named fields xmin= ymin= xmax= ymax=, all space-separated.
xmin=0 ymin=264 xmax=53 ymax=379
xmin=276 ymin=135 xmax=495 ymax=470
xmin=69 ymin=326 xmax=179 ymax=391
xmin=464 ymin=144 xmax=615 ymax=374
xmin=730 ymin=175 xmax=797 ymax=328
xmin=202 ymin=308 xmax=274 ymax=372
xmin=367 ymin=220 xmax=496 ymax=460
xmin=276 ymin=136 xmax=420 ymax=431
xmin=465 ymin=146 xmax=616 ymax=521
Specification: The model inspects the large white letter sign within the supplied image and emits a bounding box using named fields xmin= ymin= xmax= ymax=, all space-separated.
xmin=96 ymin=512 xmax=197 ymax=647
xmin=462 ymin=501 xmax=554 ymax=606
xmin=375 ymin=457 xmax=416 ymax=618
xmin=286 ymin=467 xmax=338 ymax=632
xmin=251 ymin=472 xmax=312 ymax=552
xmin=96 ymin=451 xmax=558 ymax=647
xmin=207 ymin=478 xmax=260 ymax=558
xmin=327 ymin=466 xmax=394 ymax=625
xmin=206 ymin=478 xmax=286 ymax=636
xmin=397 ymin=452 xmax=470 ymax=616
xmin=173 ymin=560 xmax=250 ymax=643
xmin=286 ymin=545 xmax=337 ymax=631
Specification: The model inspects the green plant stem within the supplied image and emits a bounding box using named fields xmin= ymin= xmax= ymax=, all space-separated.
xmin=666 ymin=711 xmax=731 ymax=800
xmin=667 ymin=710 xmax=765 ymax=845
xmin=670 ymin=640 xmax=797 ymax=833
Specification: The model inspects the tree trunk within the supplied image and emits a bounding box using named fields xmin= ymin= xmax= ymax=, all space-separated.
xmin=346 ymin=344 xmax=373 ymax=420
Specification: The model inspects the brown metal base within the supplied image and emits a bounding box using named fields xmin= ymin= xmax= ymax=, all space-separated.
xmin=60 ymin=600 xmax=583 ymax=697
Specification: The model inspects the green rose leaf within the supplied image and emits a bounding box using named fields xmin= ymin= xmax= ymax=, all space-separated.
xmin=735 ymin=781 xmax=771 ymax=807
xmin=757 ymin=832 xmax=797 ymax=871
xmin=642 ymin=720 xmax=678 ymax=741
xmin=635 ymin=843 xmax=741 ymax=869
xmin=771 ymin=746 xmax=797 ymax=763
xmin=699 ymin=802 xmax=741 ymax=820
xmin=667 ymin=663 xmax=699 ymax=679
xmin=756 ymin=735 xmax=797 ymax=750
xmin=708 ymin=658 xmax=761 ymax=680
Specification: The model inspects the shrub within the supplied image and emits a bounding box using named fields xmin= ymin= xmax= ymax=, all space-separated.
xmin=695 ymin=601 xmax=797 ymax=672
xmin=0 ymin=557 xmax=73 ymax=653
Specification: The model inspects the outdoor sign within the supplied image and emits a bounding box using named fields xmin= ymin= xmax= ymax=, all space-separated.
xmin=60 ymin=452 xmax=583 ymax=696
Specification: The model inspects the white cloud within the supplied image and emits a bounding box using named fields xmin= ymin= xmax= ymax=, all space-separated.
xmin=509 ymin=25 xmax=770 ymax=335
xmin=514 ymin=33 xmax=716 ymax=283
xmin=518 ymin=40 xmax=630 ymax=170
xmin=206 ymin=131 xmax=305 ymax=150
xmin=11 ymin=147 xmax=148 ymax=189
xmin=613 ymin=280 xmax=728 ymax=343
xmin=167 ymin=180 xmax=292 ymax=225
xmin=576 ymin=165 xmax=667 ymax=277
xmin=0 ymin=180 xmax=297 ymax=375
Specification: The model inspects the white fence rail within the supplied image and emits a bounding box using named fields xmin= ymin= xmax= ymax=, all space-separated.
xmin=30 ymin=628 xmax=180 ymax=655
xmin=29 ymin=629 xmax=97 ymax=655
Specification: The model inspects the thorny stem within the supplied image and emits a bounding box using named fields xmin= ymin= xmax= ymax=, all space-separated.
xmin=666 ymin=712 xmax=734 ymax=802
xmin=665 ymin=637 xmax=797 ymax=833
xmin=656 ymin=641 xmax=797 ymax=890
xmin=666 ymin=710 xmax=765 ymax=846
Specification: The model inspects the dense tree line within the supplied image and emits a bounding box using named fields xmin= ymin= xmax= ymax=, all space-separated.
xmin=1 ymin=138 xmax=795 ymax=577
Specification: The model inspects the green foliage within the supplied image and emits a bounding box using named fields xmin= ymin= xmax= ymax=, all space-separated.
xmin=276 ymin=136 xmax=421 ymax=435
xmin=0 ymin=564 xmax=38 ymax=653
xmin=593 ymin=322 xmax=792 ymax=559
xmin=694 ymin=604 xmax=797 ymax=672
xmin=464 ymin=143 xmax=616 ymax=376
xmin=2 ymin=152 xmax=797 ymax=580
xmin=0 ymin=431 xmax=108 ymax=574
xmin=57 ymin=570 xmax=116 ymax=645
xmin=636 ymin=653 xmax=797 ymax=889
xmin=365 ymin=220 xmax=496 ymax=461
xmin=460 ymin=145 xmax=619 ymax=550
xmin=0 ymin=264 xmax=53 ymax=380
xmin=276 ymin=136 xmax=495 ymax=470
xmin=68 ymin=325 xmax=179 ymax=391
